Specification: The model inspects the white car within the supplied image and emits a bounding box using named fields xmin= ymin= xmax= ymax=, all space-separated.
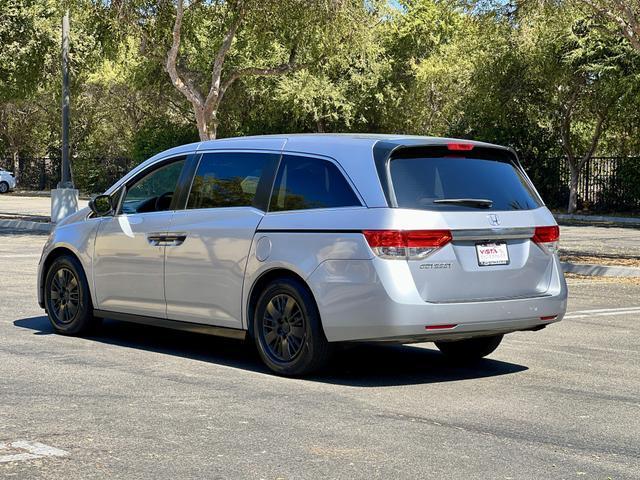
xmin=37 ymin=134 xmax=567 ymax=376
xmin=0 ymin=169 xmax=16 ymax=193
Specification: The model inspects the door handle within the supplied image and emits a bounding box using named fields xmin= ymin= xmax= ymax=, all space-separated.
xmin=147 ymin=233 xmax=165 ymax=246
xmin=164 ymin=234 xmax=187 ymax=247
xmin=146 ymin=233 xmax=187 ymax=247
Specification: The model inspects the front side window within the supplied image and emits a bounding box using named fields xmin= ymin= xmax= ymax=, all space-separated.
xmin=269 ymin=155 xmax=361 ymax=211
xmin=187 ymin=152 xmax=275 ymax=209
xmin=121 ymin=158 xmax=186 ymax=214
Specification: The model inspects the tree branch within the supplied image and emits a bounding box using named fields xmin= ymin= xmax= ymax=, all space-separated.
xmin=577 ymin=0 xmax=640 ymax=51
xmin=165 ymin=0 xmax=204 ymax=107
xmin=204 ymin=2 xmax=246 ymax=112
xmin=559 ymin=89 xmax=579 ymax=167
xmin=218 ymin=48 xmax=302 ymax=105
xmin=579 ymin=112 xmax=607 ymax=170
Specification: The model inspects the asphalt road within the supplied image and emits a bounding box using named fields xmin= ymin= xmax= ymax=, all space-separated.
xmin=1 ymin=230 xmax=639 ymax=479
xmin=558 ymin=223 xmax=640 ymax=258
xmin=0 ymin=195 xmax=88 ymax=219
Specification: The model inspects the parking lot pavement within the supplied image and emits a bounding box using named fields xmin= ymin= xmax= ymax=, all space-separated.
xmin=1 ymin=230 xmax=639 ymax=479
xmin=560 ymin=224 xmax=640 ymax=258
xmin=0 ymin=194 xmax=88 ymax=219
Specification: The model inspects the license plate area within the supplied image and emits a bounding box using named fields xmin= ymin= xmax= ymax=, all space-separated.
xmin=475 ymin=241 xmax=509 ymax=266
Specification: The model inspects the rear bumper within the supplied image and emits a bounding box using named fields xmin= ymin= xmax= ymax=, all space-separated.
xmin=308 ymin=256 xmax=567 ymax=343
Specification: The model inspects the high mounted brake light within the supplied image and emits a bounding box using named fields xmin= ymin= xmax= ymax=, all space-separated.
xmin=447 ymin=143 xmax=474 ymax=151
xmin=363 ymin=230 xmax=452 ymax=260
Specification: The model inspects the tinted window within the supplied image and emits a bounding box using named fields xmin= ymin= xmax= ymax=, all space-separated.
xmin=121 ymin=158 xmax=186 ymax=214
xmin=187 ymin=152 xmax=275 ymax=209
xmin=390 ymin=156 xmax=541 ymax=211
xmin=269 ymin=155 xmax=361 ymax=211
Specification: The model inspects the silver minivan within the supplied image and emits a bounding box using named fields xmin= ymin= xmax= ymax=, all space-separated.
xmin=37 ymin=134 xmax=567 ymax=375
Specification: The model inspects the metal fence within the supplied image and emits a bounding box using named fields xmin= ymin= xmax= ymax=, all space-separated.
xmin=526 ymin=156 xmax=640 ymax=213
xmin=2 ymin=155 xmax=640 ymax=213
xmin=0 ymin=156 xmax=59 ymax=191
xmin=0 ymin=156 xmax=135 ymax=193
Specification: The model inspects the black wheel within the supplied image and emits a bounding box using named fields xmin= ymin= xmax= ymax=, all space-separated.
xmin=45 ymin=255 xmax=98 ymax=335
xmin=253 ymin=278 xmax=331 ymax=376
xmin=435 ymin=334 xmax=503 ymax=363
xmin=0 ymin=181 xmax=8 ymax=193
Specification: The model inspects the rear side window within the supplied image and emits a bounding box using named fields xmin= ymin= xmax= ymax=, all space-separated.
xmin=390 ymin=153 xmax=541 ymax=211
xmin=187 ymin=152 xmax=276 ymax=209
xmin=269 ymin=155 xmax=361 ymax=211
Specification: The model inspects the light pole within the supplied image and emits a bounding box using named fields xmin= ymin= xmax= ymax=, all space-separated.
xmin=51 ymin=9 xmax=79 ymax=223
xmin=60 ymin=9 xmax=71 ymax=188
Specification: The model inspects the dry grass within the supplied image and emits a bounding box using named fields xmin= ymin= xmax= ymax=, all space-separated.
xmin=561 ymin=255 xmax=640 ymax=268
xmin=564 ymin=272 xmax=640 ymax=285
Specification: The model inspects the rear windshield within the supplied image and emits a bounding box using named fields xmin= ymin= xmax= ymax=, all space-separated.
xmin=389 ymin=152 xmax=541 ymax=211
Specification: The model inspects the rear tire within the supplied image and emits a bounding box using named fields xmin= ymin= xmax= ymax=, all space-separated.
xmin=435 ymin=334 xmax=503 ymax=363
xmin=253 ymin=278 xmax=331 ymax=376
xmin=0 ymin=181 xmax=8 ymax=193
xmin=44 ymin=254 xmax=99 ymax=335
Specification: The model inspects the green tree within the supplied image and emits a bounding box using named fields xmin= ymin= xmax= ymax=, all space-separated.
xmin=576 ymin=0 xmax=640 ymax=51
xmin=523 ymin=6 xmax=638 ymax=212
xmin=100 ymin=0 xmax=376 ymax=141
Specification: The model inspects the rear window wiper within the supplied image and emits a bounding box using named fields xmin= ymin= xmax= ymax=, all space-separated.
xmin=433 ymin=198 xmax=493 ymax=208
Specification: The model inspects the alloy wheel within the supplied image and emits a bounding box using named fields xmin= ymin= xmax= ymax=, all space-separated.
xmin=49 ymin=267 xmax=80 ymax=325
xmin=262 ymin=294 xmax=306 ymax=362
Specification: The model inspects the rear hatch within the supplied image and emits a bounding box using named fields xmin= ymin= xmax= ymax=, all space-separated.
xmin=381 ymin=143 xmax=558 ymax=303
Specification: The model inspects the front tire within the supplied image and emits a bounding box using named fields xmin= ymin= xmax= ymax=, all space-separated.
xmin=44 ymin=255 xmax=98 ymax=335
xmin=253 ymin=278 xmax=331 ymax=376
xmin=0 ymin=181 xmax=8 ymax=193
xmin=435 ymin=334 xmax=503 ymax=363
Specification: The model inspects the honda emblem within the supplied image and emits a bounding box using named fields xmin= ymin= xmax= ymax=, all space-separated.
xmin=488 ymin=214 xmax=500 ymax=226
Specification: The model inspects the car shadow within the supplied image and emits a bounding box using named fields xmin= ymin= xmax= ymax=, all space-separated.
xmin=14 ymin=315 xmax=528 ymax=387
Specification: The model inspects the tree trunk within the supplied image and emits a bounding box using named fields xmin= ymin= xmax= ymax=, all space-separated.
xmin=12 ymin=150 xmax=19 ymax=183
xmin=194 ymin=106 xmax=214 ymax=141
xmin=568 ymin=167 xmax=579 ymax=214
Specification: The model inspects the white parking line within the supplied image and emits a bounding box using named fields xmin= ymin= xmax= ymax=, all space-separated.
xmin=0 ymin=441 xmax=68 ymax=463
xmin=0 ymin=254 xmax=41 ymax=259
xmin=565 ymin=306 xmax=640 ymax=319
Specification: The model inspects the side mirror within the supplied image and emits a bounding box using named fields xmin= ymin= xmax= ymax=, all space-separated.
xmin=89 ymin=194 xmax=114 ymax=217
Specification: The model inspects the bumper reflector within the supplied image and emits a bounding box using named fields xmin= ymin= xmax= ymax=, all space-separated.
xmin=425 ymin=324 xmax=458 ymax=330
xmin=540 ymin=315 xmax=557 ymax=321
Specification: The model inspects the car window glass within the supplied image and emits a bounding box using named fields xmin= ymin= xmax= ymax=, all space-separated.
xmin=187 ymin=152 xmax=275 ymax=209
xmin=269 ymin=155 xmax=361 ymax=211
xmin=390 ymin=156 xmax=541 ymax=211
xmin=121 ymin=158 xmax=186 ymax=214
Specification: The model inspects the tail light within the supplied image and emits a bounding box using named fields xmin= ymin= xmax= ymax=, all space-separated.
xmin=363 ymin=230 xmax=452 ymax=260
xmin=532 ymin=226 xmax=559 ymax=254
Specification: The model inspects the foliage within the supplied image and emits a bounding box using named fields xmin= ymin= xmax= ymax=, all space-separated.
xmin=0 ymin=0 xmax=58 ymax=101
xmin=0 ymin=0 xmax=639 ymax=201
xmin=131 ymin=118 xmax=199 ymax=164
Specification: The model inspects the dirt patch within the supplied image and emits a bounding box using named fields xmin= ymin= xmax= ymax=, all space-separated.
xmin=564 ymin=273 xmax=640 ymax=285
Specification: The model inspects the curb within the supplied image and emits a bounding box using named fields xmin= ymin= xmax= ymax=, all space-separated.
xmin=0 ymin=218 xmax=52 ymax=233
xmin=555 ymin=213 xmax=640 ymax=226
xmin=561 ymin=262 xmax=640 ymax=278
